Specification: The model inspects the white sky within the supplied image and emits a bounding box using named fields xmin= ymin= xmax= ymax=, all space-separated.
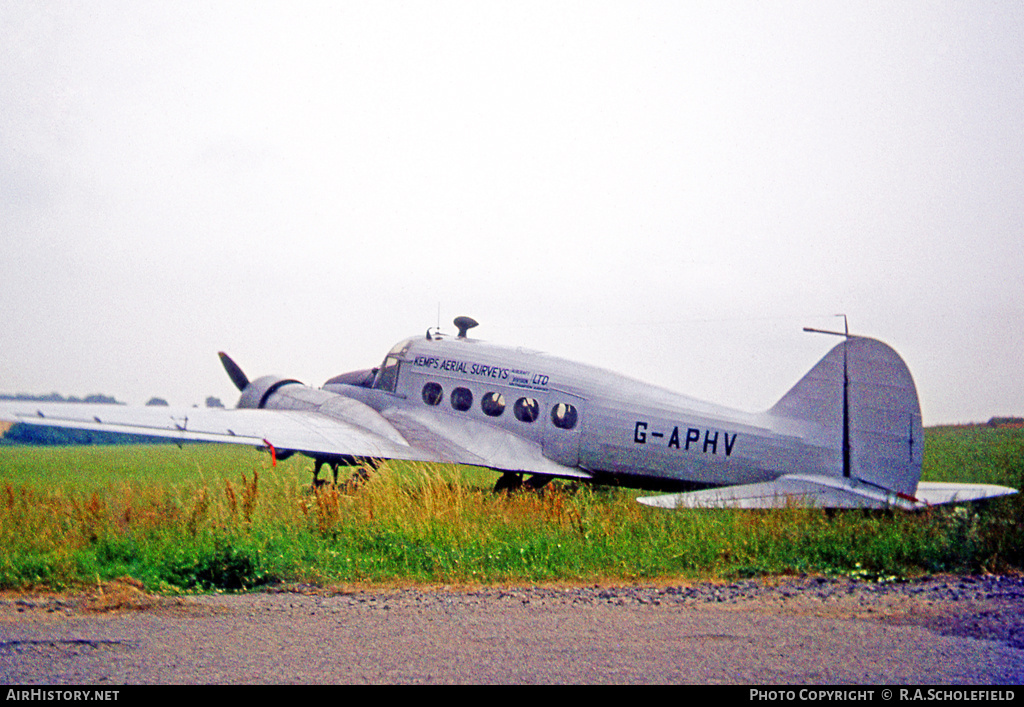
xmin=1 ymin=1 xmax=1022 ymax=424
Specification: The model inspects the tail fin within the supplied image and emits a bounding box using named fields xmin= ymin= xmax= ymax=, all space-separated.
xmin=770 ymin=337 xmax=923 ymax=496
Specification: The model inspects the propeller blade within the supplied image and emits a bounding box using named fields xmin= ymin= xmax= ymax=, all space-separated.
xmin=218 ymin=352 xmax=250 ymax=391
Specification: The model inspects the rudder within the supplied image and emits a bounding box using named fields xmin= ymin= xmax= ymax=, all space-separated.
xmin=770 ymin=337 xmax=923 ymax=496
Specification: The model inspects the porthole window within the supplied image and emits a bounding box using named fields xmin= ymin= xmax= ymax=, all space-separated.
xmin=551 ymin=402 xmax=578 ymax=430
xmin=422 ymin=382 xmax=443 ymax=406
xmin=481 ymin=392 xmax=506 ymax=417
xmin=514 ymin=397 xmax=540 ymax=423
xmin=451 ymin=387 xmax=473 ymax=412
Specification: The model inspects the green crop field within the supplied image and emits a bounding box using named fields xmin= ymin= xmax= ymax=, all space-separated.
xmin=0 ymin=426 xmax=1020 ymax=592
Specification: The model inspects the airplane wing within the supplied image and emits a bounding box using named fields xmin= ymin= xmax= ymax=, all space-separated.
xmin=635 ymin=474 xmax=1018 ymax=511
xmin=0 ymin=400 xmax=430 ymax=461
xmin=381 ymin=407 xmax=593 ymax=479
xmin=0 ymin=399 xmax=591 ymax=480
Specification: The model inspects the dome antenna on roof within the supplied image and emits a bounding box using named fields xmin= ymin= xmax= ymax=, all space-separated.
xmin=454 ymin=316 xmax=479 ymax=339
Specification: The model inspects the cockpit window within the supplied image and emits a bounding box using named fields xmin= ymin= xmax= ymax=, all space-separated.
xmin=373 ymin=356 xmax=401 ymax=392
xmin=387 ymin=338 xmax=413 ymax=357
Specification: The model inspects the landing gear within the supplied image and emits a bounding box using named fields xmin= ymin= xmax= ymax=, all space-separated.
xmin=524 ymin=474 xmax=554 ymax=490
xmin=312 ymin=459 xmax=339 ymax=488
xmin=345 ymin=467 xmax=371 ymax=493
xmin=311 ymin=457 xmax=378 ymax=491
xmin=493 ymin=473 xmax=554 ymax=493
xmin=494 ymin=472 xmax=523 ymax=493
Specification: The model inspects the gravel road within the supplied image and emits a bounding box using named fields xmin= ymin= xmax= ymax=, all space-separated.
xmin=1 ymin=575 xmax=1022 ymax=684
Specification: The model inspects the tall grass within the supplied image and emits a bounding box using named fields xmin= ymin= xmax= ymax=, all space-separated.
xmin=0 ymin=426 xmax=1020 ymax=591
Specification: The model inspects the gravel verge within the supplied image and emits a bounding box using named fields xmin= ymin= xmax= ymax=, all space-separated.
xmin=2 ymin=574 xmax=1022 ymax=684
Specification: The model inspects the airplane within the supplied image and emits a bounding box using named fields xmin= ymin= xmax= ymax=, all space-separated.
xmin=0 ymin=316 xmax=1017 ymax=510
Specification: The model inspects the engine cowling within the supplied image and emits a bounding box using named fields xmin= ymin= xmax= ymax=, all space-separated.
xmin=218 ymin=350 xmax=411 ymax=473
xmin=236 ymin=376 xmax=401 ymax=444
xmin=236 ymin=375 xmax=306 ymax=409
xmin=234 ymin=374 xmax=408 ymax=461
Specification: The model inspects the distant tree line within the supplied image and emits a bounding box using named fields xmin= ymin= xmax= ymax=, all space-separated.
xmin=0 ymin=424 xmax=180 ymax=446
xmin=987 ymin=416 xmax=1024 ymax=428
xmin=0 ymin=392 xmax=123 ymax=405
xmin=3 ymin=393 xmax=225 ymax=407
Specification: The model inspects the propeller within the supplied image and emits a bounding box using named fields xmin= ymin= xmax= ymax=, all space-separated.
xmin=218 ymin=351 xmax=250 ymax=392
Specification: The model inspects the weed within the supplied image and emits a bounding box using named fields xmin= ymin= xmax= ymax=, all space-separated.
xmin=162 ymin=542 xmax=272 ymax=591
xmin=0 ymin=428 xmax=1020 ymax=591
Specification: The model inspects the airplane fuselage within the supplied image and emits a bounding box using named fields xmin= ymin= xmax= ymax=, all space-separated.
xmin=7 ymin=319 xmax=1007 ymax=508
xmin=326 ymin=334 xmax=830 ymax=490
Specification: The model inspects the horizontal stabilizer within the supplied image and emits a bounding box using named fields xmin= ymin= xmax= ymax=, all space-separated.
xmin=636 ymin=474 xmax=1018 ymax=511
xmin=914 ymin=482 xmax=1018 ymax=506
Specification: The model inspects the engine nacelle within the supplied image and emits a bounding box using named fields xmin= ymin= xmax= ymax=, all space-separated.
xmin=219 ymin=353 xmax=397 ymax=468
xmin=237 ymin=376 xmax=404 ymax=440
xmin=237 ymin=375 xmax=306 ymax=409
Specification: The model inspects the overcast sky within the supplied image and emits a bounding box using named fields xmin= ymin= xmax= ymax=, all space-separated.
xmin=1 ymin=1 xmax=1022 ymax=424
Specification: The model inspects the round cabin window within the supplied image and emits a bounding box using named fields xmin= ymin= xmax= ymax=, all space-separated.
xmin=514 ymin=397 xmax=540 ymax=423
xmin=551 ymin=402 xmax=578 ymax=430
xmin=451 ymin=387 xmax=473 ymax=412
xmin=481 ymin=392 xmax=506 ymax=417
xmin=421 ymin=382 xmax=443 ymax=406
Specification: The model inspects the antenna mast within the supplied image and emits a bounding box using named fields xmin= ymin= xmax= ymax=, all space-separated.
xmin=804 ymin=315 xmax=851 ymax=479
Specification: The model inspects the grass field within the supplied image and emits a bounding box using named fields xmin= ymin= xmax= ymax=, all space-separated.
xmin=0 ymin=426 xmax=1020 ymax=592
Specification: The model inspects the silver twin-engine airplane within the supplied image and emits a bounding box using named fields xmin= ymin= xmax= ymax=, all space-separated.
xmin=0 ymin=317 xmax=1016 ymax=509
